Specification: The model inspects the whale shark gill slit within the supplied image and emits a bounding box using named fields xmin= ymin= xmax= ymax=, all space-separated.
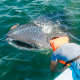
xmin=12 ymin=40 xmax=38 ymax=49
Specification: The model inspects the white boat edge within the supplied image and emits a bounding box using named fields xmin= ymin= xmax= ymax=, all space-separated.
xmin=54 ymin=68 xmax=73 ymax=80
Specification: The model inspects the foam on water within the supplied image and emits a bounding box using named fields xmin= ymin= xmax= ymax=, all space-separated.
xmin=34 ymin=15 xmax=63 ymax=35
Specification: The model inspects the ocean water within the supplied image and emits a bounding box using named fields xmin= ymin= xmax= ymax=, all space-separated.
xmin=0 ymin=0 xmax=80 ymax=80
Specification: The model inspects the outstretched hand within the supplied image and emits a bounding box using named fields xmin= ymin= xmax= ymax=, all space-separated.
xmin=10 ymin=23 xmax=19 ymax=30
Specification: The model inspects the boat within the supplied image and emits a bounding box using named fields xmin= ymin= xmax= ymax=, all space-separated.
xmin=54 ymin=67 xmax=80 ymax=80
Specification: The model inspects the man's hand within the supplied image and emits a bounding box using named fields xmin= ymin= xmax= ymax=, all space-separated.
xmin=10 ymin=23 xmax=19 ymax=30
xmin=50 ymin=61 xmax=58 ymax=72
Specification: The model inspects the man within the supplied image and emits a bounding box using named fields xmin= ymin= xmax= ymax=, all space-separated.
xmin=49 ymin=36 xmax=80 ymax=79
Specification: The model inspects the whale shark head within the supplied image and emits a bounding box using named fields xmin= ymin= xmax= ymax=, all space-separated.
xmin=6 ymin=25 xmax=51 ymax=50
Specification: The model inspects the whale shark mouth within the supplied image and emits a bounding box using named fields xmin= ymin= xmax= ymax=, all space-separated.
xmin=12 ymin=40 xmax=38 ymax=48
xmin=6 ymin=38 xmax=38 ymax=49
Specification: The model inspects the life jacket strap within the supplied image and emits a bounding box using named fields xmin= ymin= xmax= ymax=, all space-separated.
xmin=58 ymin=60 xmax=71 ymax=67
xmin=59 ymin=55 xmax=80 ymax=67
xmin=64 ymin=55 xmax=80 ymax=66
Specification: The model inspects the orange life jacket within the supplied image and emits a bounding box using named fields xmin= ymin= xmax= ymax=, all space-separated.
xmin=49 ymin=36 xmax=69 ymax=51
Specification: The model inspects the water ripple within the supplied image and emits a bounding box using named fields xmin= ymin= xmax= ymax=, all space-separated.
xmin=0 ymin=0 xmax=80 ymax=80
xmin=69 ymin=33 xmax=80 ymax=41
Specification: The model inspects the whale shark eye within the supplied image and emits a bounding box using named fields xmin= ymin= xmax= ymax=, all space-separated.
xmin=12 ymin=40 xmax=38 ymax=49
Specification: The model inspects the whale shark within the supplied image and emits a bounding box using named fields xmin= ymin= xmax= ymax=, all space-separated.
xmin=6 ymin=16 xmax=68 ymax=50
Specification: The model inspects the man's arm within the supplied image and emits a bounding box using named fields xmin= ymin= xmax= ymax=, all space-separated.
xmin=50 ymin=61 xmax=58 ymax=72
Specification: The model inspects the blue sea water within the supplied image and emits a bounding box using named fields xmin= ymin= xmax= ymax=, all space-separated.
xmin=0 ymin=0 xmax=80 ymax=80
